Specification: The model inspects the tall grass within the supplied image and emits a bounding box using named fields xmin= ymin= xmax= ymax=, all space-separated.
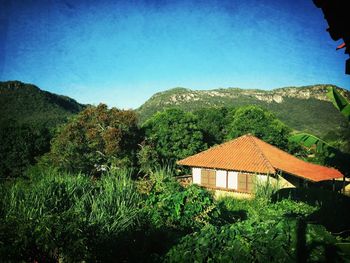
xmin=0 ymin=166 xmax=143 ymax=262
xmin=254 ymin=175 xmax=281 ymax=200
xmin=87 ymin=168 xmax=142 ymax=234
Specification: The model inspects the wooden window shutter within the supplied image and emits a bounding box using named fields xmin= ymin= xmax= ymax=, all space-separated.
xmin=238 ymin=173 xmax=255 ymax=193
xmin=201 ymin=169 xmax=216 ymax=188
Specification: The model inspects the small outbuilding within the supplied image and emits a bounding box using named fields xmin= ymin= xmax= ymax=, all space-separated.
xmin=177 ymin=134 xmax=344 ymax=194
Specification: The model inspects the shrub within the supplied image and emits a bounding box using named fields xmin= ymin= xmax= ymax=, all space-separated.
xmin=165 ymin=198 xmax=342 ymax=262
xmin=144 ymin=167 xmax=219 ymax=231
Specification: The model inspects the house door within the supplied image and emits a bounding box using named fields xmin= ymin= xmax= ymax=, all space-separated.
xmin=201 ymin=169 xmax=216 ymax=188
xmin=237 ymin=173 xmax=254 ymax=193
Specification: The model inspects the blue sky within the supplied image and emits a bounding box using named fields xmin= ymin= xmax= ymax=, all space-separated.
xmin=0 ymin=0 xmax=349 ymax=109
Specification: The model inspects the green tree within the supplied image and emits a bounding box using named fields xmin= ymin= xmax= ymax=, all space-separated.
xmin=193 ymin=107 xmax=234 ymax=146
xmin=227 ymin=106 xmax=292 ymax=151
xmin=45 ymin=104 xmax=141 ymax=175
xmin=143 ymin=108 xmax=206 ymax=164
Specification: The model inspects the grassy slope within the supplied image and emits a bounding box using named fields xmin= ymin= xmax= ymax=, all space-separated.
xmin=138 ymin=85 xmax=349 ymax=138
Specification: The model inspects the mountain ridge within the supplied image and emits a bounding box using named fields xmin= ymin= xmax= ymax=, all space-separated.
xmin=137 ymin=84 xmax=350 ymax=138
xmin=1 ymin=80 xmax=349 ymax=139
xmin=0 ymin=80 xmax=85 ymax=127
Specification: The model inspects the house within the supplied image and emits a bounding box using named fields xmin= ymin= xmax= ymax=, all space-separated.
xmin=177 ymin=134 xmax=344 ymax=194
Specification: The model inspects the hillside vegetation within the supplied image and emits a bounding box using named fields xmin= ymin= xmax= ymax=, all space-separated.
xmin=0 ymin=81 xmax=84 ymax=127
xmin=0 ymin=81 xmax=85 ymax=178
xmin=138 ymin=85 xmax=349 ymax=138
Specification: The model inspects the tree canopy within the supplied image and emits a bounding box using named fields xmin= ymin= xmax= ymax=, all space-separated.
xmin=142 ymin=108 xmax=207 ymax=164
xmin=45 ymin=104 xmax=141 ymax=174
xmin=226 ymin=106 xmax=292 ymax=151
xmin=193 ymin=107 xmax=234 ymax=147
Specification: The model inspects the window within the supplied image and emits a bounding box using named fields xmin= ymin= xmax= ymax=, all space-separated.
xmin=201 ymin=169 xmax=216 ymax=187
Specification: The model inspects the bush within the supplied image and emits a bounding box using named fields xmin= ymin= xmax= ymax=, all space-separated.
xmin=273 ymin=187 xmax=350 ymax=236
xmin=144 ymin=167 xmax=219 ymax=231
xmin=165 ymin=198 xmax=342 ymax=262
xmin=165 ymin=220 xmax=341 ymax=263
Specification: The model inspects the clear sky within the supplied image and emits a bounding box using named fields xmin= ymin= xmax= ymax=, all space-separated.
xmin=0 ymin=0 xmax=349 ymax=109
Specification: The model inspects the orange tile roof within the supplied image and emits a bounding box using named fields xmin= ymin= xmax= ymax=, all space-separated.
xmin=177 ymin=134 xmax=343 ymax=182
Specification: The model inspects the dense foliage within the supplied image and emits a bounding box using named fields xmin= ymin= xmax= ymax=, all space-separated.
xmin=1 ymin=81 xmax=349 ymax=261
xmin=1 ymin=166 xmax=349 ymax=262
xmin=45 ymin=104 xmax=142 ymax=174
xmin=144 ymin=168 xmax=220 ymax=231
xmin=226 ymin=105 xmax=292 ymax=151
xmin=193 ymin=107 xmax=234 ymax=146
xmin=143 ymin=108 xmax=207 ymax=164
xmin=165 ymin=200 xmax=339 ymax=262
xmin=0 ymin=122 xmax=51 ymax=178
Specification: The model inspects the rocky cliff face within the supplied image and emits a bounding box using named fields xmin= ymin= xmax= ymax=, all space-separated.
xmin=145 ymin=85 xmax=344 ymax=107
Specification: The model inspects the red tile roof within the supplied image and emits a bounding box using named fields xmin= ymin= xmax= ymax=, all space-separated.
xmin=177 ymin=134 xmax=343 ymax=182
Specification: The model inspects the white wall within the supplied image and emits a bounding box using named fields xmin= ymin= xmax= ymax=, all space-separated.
xmin=216 ymin=170 xmax=227 ymax=188
xmin=228 ymin=171 xmax=238 ymax=190
xmin=192 ymin=168 xmax=201 ymax=185
xmin=256 ymin=174 xmax=267 ymax=182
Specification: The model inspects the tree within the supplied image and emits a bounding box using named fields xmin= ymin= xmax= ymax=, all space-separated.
xmin=193 ymin=107 xmax=235 ymax=146
xmin=45 ymin=104 xmax=141 ymax=175
xmin=143 ymin=108 xmax=206 ymax=164
xmin=226 ymin=106 xmax=291 ymax=151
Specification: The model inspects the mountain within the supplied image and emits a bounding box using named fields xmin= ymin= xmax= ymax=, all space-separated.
xmin=0 ymin=81 xmax=85 ymax=127
xmin=137 ymin=84 xmax=350 ymax=138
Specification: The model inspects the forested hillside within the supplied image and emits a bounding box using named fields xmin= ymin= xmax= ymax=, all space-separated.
xmin=0 ymin=81 xmax=85 ymax=178
xmin=138 ymin=85 xmax=349 ymax=138
xmin=0 ymin=81 xmax=84 ymax=127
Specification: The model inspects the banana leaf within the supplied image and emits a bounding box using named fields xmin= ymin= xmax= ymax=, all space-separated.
xmin=327 ymin=86 xmax=350 ymax=122
xmin=289 ymin=132 xmax=336 ymax=157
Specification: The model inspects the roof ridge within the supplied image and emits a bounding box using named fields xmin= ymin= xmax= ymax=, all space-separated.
xmin=248 ymin=135 xmax=276 ymax=173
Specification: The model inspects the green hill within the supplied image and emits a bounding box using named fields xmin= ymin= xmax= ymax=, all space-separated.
xmin=0 ymin=81 xmax=85 ymax=178
xmin=0 ymin=81 xmax=84 ymax=127
xmin=138 ymin=85 xmax=350 ymax=138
